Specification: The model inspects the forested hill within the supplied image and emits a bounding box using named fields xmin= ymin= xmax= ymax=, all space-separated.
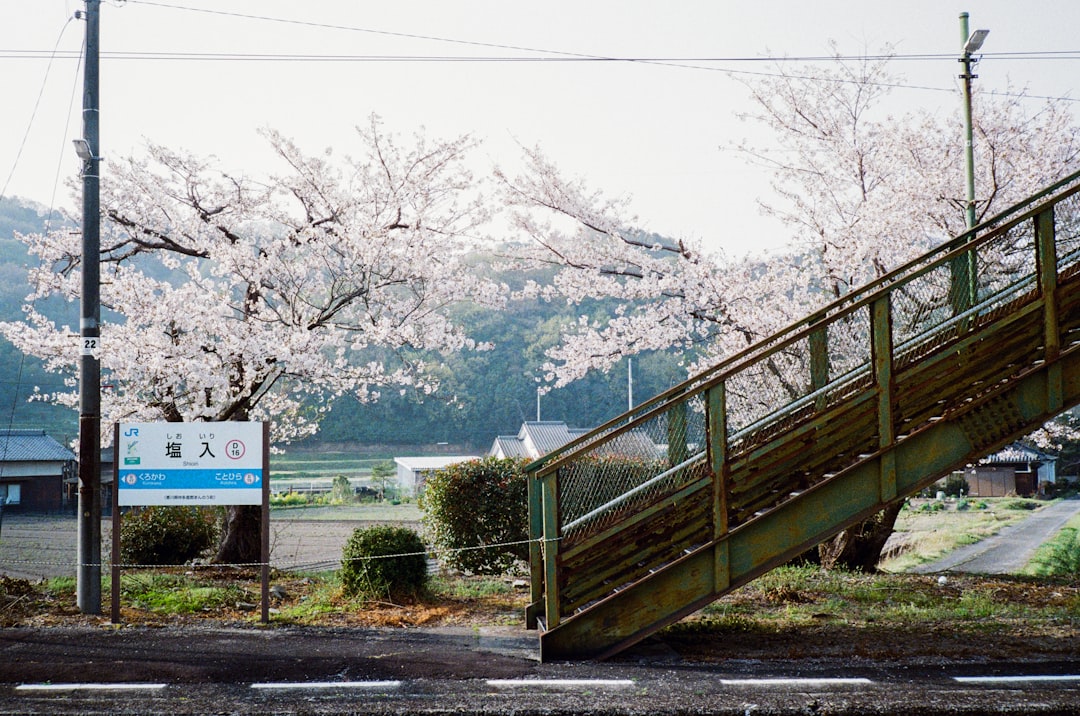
xmin=0 ymin=198 xmax=79 ymax=443
xmin=0 ymin=196 xmax=687 ymax=451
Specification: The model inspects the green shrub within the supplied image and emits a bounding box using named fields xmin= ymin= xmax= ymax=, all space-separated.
xmin=999 ymin=498 xmax=1040 ymax=511
xmin=419 ymin=457 xmax=529 ymax=575
xmin=270 ymin=491 xmax=312 ymax=507
xmin=340 ymin=525 xmax=428 ymax=600
xmin=331 ymin=474 xmax=354 ymax=503
xmin=943 ymin=473 xmax=969 ymax=497
xmin=119 ymin=506 xmax=219 ymax=565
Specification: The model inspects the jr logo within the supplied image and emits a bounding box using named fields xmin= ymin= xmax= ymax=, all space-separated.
xmin=123 ymin=427 xmax=140 ymax=437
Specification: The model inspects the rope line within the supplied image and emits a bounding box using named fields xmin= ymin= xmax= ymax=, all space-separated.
xmin=0 ymin=536 xmax=557 ymax=572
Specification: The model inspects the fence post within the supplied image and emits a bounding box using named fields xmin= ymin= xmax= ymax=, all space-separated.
xmin=1036 ymin=206 xmax=1062 ymax=412
xmin=526 ymin=466 xmax=544 ymax=629
xmin=809 ymin=314 xmax=829 ymax=411
xmin=871 ymin=296 xmax=897 ymax=502
xmin=541 ymin=469 xmax=561 ymax=630
xmin=706 ymin=382 xmax=730 ymax=592
xmin=667 ymin=397 xmax=688 ymax=468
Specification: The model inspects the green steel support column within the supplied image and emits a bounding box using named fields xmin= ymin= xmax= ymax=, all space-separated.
xmin=541 ymin=471 xmax=561 ymax=629
xmin=871 ymin=296 xmax=897 ymax=502
xmin=707 ymin=383 xmax=730 ymax=592
xmin=809 ymin=315 xmax=829 ymax=411
xmin=667 ymin=397 xmax=688 ymax=467
xmin=526 ymin=468 xmax=544 ymax=629
xmin=1036 ymin=207 xmax=1063 ymax=412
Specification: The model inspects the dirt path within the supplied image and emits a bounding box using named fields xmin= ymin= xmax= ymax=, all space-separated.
xmin=0 ymin=513 xmax=401 ymax=579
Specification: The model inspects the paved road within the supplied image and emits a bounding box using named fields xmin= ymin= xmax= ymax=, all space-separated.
xmin=912 ymin=498 xmax=1080 ymax=574
xmin=0 ymin=625 xmax=1078 ymax=714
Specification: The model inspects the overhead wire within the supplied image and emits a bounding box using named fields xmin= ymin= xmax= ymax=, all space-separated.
xmin=0 ymin=13 xmax=83 ymax=463
xmin=0 ymin=16 xmax=76 ymax=200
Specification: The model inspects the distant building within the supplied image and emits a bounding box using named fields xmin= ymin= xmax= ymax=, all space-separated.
xmin=393 ymin=455 xmax=478 ymax=497
xmin=489 ymin=421 xmax=590 ymax=460
xmin=965 ymin=443 xmax=1057 ymax=497
xmin=0 ymin=430 xmax=76 ymax=513
xmin=489 ymin=421 xmax=663 ymax=462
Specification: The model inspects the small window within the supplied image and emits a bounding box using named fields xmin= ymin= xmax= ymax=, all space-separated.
xmin=0 ymin=484 xmax=19 ymax=505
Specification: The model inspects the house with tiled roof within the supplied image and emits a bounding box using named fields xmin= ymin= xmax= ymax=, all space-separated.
xmin=0 ymin=429 xmax=76 ymax=512
xmin=489 ymin=421 xmax=590 ymax=460
xmin=964 ymin=442 xmax=1058 ymax=497
xmin=489 ymin=421 xmax=663 ymax=462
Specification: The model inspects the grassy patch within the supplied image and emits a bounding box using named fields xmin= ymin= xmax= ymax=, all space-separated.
xmin=1027 ymin=513 xmax=1080 ymax=577
xmin=120 ymin=572 xmax=255 ymax=613
xmin=669 ymin=567 xmax=1079 ymax=658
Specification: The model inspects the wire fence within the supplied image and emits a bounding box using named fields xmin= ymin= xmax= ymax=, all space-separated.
xmin=0 ymin=513 xmax=544 ymax=578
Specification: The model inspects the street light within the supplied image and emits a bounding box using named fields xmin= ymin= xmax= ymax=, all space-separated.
xmin=72 ymin=138 xmax=93 ymax=161
xmin=964 ymin=28 xmax=989 ymax=55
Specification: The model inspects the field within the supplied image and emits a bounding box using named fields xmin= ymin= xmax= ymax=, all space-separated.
xmin=269 ymin=450 xmax=394 ymax=493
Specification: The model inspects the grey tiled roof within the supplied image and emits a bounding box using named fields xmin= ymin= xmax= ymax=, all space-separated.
xmin=492 ymin=436 xmax=529 ymax=458
xmin=980 ymin=442 xmax=1056 ymax=465
xmin=0 ymin=430 xmax=75 ymax=462
xmin=521 ymin=421 xmax=578 ymax=456
xmin=490 ymin=422 xmax=662 ymax=461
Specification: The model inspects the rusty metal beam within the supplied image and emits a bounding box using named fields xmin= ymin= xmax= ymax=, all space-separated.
xmin=539 ymin=342 xmax=1080 ymax=661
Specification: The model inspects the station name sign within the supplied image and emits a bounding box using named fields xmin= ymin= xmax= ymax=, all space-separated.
xmin=116 ymin=422 xmax=265 ymax=506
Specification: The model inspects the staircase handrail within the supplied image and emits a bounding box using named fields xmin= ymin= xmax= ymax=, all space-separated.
xmin=528 ymin=168 xmax=1080 ymax=480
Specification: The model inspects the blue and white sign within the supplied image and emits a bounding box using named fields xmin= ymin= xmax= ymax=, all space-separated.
xmin=116 ymin=422 xmax=265 ymax=506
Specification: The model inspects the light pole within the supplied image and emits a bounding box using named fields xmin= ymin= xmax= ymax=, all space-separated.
xmin=959 ymin=13 xmax=989 ymax=232
xmin=951 ymin=12 xmax=988 ymax=317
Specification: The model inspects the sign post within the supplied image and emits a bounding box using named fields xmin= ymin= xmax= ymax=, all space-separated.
xmin=111 ymin=422 xmax=270 ymax=623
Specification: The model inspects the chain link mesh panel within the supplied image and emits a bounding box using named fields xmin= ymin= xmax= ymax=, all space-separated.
xmin=557 ymin=394 xmax=707 ymax=541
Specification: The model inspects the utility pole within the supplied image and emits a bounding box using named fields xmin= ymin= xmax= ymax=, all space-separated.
xmin=75 ymin=0 xmax=102 ymax=615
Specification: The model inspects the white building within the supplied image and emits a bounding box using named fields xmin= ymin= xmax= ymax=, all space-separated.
xmin=393 ymin=455 xmax=478 ymax=497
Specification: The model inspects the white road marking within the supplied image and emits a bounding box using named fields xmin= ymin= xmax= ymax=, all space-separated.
xmin=719 ymin=677 xmax=874 ymax=687
xmin=16 ymin=683 xmax=167 ymax=691
xmin=250 ymin=680 xmax=402 ymax=690
xmin=954 ymin=675 xmax=1080 ymax=684
xmin=486 ymin=678 xmax=635 ymax=688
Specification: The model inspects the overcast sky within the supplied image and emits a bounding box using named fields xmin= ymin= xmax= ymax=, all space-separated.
xmin=2 ymin=0 xmax=1079 ymax=257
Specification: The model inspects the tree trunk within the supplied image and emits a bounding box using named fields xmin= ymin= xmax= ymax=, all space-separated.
xmin=817 ymin=501 xmax=904 ymax=571
xmin=214 ymin=504 xmax=262 ymax=565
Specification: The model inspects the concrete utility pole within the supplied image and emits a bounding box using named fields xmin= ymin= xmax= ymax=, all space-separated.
xmin=75 ymin=0 xmax=102 ymax=615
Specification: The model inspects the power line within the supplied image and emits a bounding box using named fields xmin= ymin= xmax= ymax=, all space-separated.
xmin=5 ymin=48 xmax=1080 ymax=63
xmin=0 ymin=17 xmax=77 ymax=200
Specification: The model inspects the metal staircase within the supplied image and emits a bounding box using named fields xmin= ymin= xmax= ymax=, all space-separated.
xmin=525 ymin=170 xmax=1080 ymax=661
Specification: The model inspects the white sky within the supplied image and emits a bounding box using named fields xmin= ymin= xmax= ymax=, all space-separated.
xmin=2 ymin=0 xmax=1080 ymax=258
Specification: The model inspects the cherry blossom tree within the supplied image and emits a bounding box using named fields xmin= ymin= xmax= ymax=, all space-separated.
xmin=500 ymin=48 xmax=1080 ymax=569
xmin=1 ymin=116 xmax=503 ymax=563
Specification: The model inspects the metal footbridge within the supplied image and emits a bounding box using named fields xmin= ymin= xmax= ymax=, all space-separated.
xmin=526 ymin=171 xmax=1080 ymax=661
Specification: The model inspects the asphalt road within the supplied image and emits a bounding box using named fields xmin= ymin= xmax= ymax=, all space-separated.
xmin=0 ymin=624 xmax=1078 ymax=715
xmin=913 ymin=498 xmax=1080 ymax=574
